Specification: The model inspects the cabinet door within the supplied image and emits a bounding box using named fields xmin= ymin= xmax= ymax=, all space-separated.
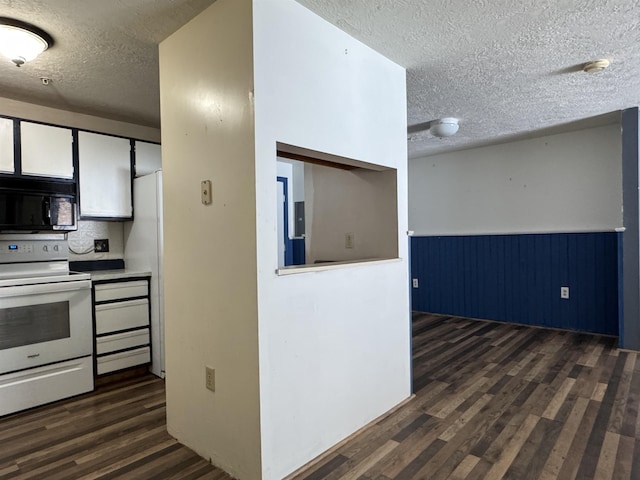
xmin=134 ymin=141 xmax=161 ymax=177
xmin=95 ymin=299 xmax=149 ymax=334
xmin=97 ymin=347 xmax=150 ymax=375
xmin=21 ymin=122 xmax=74 ymax=179
xmin=78 ymin=131 xmax=132 ymax=218
xmin=0 ymin=118 xmax=14 ymax=174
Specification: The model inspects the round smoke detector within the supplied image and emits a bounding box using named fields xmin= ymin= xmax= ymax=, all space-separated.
xmin=583 ymin=59 xmax=610 ymax=73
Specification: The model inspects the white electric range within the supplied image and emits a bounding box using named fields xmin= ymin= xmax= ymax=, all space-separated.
xmin=0 ymin=234 xmax=93 ymax=417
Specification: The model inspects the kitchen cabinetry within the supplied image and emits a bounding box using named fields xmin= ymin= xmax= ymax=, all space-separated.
xmin=21 ymin=121 xmax=74 ymax=179
xmin=134 ymin=141 xmax=161 ymax=177
xmin=78 ymin=131 xmax=132 ymax=219
xmin=0 ymin=117 xmax=13 ymax=174
xmin=93 ymin=276 xmax=151 ymax=376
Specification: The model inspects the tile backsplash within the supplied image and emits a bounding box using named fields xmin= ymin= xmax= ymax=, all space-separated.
xmin=67 ymin=220 xmax=125 ymax=261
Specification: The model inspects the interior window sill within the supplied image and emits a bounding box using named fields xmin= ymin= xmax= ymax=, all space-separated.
xmin=276 ymin=257 xmax=401 ymax=276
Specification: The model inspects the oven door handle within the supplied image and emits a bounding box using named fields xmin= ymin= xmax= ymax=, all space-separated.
xmin=0 ymin=280 xmax=91 ymax=298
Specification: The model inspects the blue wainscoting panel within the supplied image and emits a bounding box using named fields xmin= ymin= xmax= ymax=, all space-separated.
xmin=292 ymin=238 xmax=306 ymax=266
xmin=410 ymin=233 xmax=619 ymax=335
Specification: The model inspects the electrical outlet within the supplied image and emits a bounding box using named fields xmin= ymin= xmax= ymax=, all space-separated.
xmin=561 ymin=286 xmax=569 ymax=299
xmin=345 ymin=232 xmax=354 ymax=249
xmin=205 ymin=366 xmax=215 ymax=392
xmin=94 ymin=239 xmax=109 ymax=252
xmin=412 ymin=278 xmax=419 ymax=288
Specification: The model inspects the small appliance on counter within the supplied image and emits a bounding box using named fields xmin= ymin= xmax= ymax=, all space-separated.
xmin=0 ymin=233 xmax=93 ymax=417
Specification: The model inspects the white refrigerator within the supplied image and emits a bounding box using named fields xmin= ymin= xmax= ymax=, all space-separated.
xmin=124 ymin=170 xmax=165 ymax=378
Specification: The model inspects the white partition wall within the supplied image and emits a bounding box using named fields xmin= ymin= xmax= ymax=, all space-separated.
xmin=160 ymin=1 xmax=410 ymax=479
xmin=160 ymin=1 xmax=261 ymax=479
xmin=253 ymin=2 xmax=410 ymax=478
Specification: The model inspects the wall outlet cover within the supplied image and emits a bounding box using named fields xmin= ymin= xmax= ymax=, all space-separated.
xmin=345 ymin=232 xmax=354 ymax=249
xmin=206 ymin=366 xmax=215 ymax=392
xmin=561 ymin=286 xmax=570 ymax=299
xmin=94 ymin=239 xmax=109 ymax=252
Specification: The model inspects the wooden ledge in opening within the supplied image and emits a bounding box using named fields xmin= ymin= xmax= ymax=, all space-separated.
xmin=276 ymin=257 xmax=401 ymax=275
xmin=276 ymin=142 xmax=392 ymax=172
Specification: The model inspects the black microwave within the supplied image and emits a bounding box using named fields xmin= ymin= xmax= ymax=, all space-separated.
xmin=0 ymin=178 xmax=77 ymax=232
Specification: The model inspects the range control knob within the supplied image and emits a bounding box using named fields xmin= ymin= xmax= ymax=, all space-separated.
xmin=53 ymin=245 xmax=59 ymax=252
xmin=43 ymin=245 xmax=48 ymax=252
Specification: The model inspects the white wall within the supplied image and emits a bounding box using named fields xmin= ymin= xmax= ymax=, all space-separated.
xmin=253 ymin=1 xmax=410 ymax=478
xmin=291 ymin=160 xmax=305 ymax=204
xmin=159 ymin=1 xmax=262 ymax=479
xmin=305 ymin=164 xmax=398 ymax=264
xmin=409 ymin=124 xmax=622 ymax=235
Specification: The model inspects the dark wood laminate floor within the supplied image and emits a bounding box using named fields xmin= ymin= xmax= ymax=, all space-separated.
xmin=0 ymin=374 xmax=228 ymax=480
xmin=291 ymin=313 xmax=637 ymax=480
xmin=1 ymin=313 xmax=637 ymax=479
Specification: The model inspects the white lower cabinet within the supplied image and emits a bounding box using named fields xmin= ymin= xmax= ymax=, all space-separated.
xmin=95 ymin=299 xmax=149 ymax=334
xmin=95 ymin=281 xmax=148 ymax=302
xmin=93 ymin=277 xmax=151 ymax=376
xmin=97 ymin=347 xmax=151 ymax=375
xmin=96 ymin=329 xmax=150 ymax=355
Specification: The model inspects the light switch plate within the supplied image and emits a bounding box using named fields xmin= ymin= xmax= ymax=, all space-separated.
xmin=201 ymin=180 xmax=212 ymax=205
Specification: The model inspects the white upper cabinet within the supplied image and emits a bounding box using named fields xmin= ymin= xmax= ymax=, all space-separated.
xmin=0 ymin=118 xmax=13 ymax=174
xmin=78 ymin=131 xmax=132 ymax=218
xmin=134 ymin=141 xmax=161 ymax=177
xmin=21 ymin=122 xmax=74 ymax=179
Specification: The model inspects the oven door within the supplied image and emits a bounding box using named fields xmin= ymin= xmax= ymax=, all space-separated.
xmin=0 ymin=279 xmax=92 ymax=375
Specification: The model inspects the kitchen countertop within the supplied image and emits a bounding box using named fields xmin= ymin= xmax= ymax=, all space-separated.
xmin=87 ymin=269 xmax=152 ymax=282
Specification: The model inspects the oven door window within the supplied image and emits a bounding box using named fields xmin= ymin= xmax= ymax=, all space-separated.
xmin=0 ymin=301 xmax=70 ymax=350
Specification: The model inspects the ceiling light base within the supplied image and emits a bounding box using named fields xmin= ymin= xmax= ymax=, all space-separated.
xmin=583 ymin=59 xmax=610 ymax=73
xmin=0 ymin=17 xmax=53 ymax=67
xmin=430 ymin=117 xmax=459 ymax=138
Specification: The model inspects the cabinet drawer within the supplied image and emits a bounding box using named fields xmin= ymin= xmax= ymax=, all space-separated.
xmin=97 ymin=347 xmax=150 ymax=375
xmin=95 ymin=298 xmax=149 ymax=335
xmin=96 ymin=329 xmax=150 ymax=355
xmin=94 ymin=280 xmax=148 ymax=302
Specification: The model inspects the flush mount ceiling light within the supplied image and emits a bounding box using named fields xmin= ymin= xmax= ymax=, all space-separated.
xmin=429 ymin=117 xmax=459 ymax=138
xmin=0 ymin=17 xmax=53 ymax=67
xmin=407 ymin=117 xmax=460 ymax=139
xmin=583 ymin=59 xmax=610 ymax=74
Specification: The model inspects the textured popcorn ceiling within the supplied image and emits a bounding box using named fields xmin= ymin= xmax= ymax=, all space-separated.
xmin=0 ymin=0 xmax=216 ymax=127
xmin=1 ymin=1 xmax=639 ymax=157
xmin=297 ymin=0 xmax=640 ymax=157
